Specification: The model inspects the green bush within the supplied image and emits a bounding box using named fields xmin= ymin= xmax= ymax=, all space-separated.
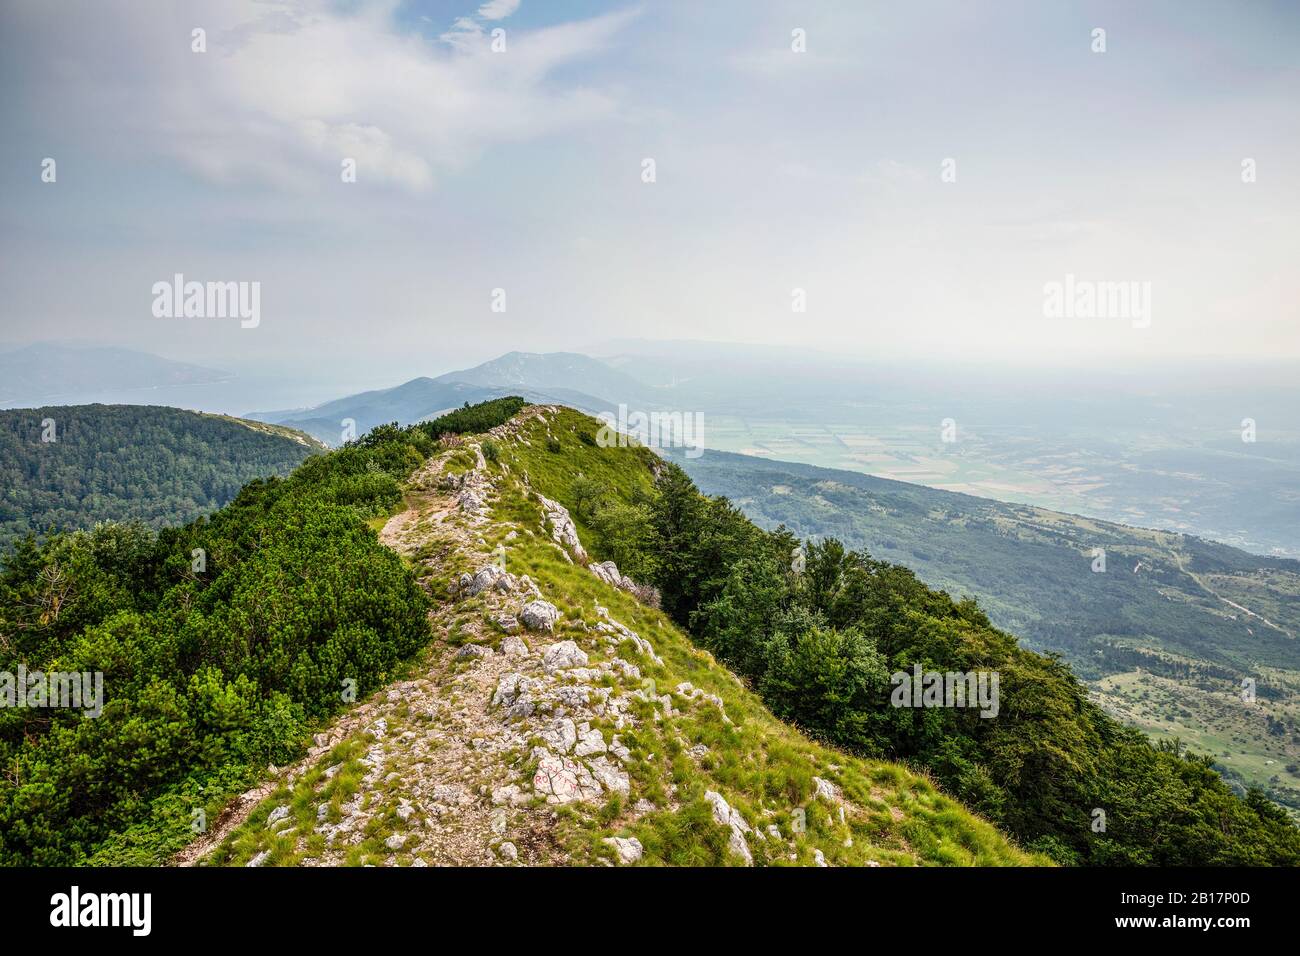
xmin=417 ymin=396 xmax=525 ymax=439
xmin=0 ymin=423 xmax=435 ymax=865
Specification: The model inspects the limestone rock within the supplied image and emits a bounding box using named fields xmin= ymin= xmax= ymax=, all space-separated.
xmin=520 ymin=600 xmax=560 ymax=633
xmin=464 ymin=565 xmax=507 ymax=597
xmin=532 ymin=747 xmax=603 ymax=804
xmin=813 ymin=776 xmax=840 ymax=803
xmin=536 ymin=494 xmax=586 ymax=560
xmin=542 ymin=639 xmax=588 ymax=672
xmin=491 ymin=784 xmax=529 ymax=807
xmin=587 ymin=755 xmax=630 ymax=794
xmin=574 ymin=727 xmax=607 ymax=757
xmin=590 ymin=560 xmax=635 ymax=592
xmin=540 ymin=717 xmax=578 ymax=754
xmin=603 ymin=836 xmax=644 ymax=865
xmin=491 ymin=672 xmax=519 ymax=708
xmin=705 ymin=790 xmax=753 ymax=865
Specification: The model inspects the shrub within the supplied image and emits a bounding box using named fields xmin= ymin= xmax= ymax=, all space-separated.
xmin=0 ymin=420 xmax=435 ymax=865
xmin=418 ymin=397 xmax=526 ymax=439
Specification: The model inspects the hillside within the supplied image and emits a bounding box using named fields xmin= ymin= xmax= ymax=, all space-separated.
xmin=182 ymin=405 xmax=1036 ymax=867
xmin=6 ymin=399 xmax=1295 ymax=867
xmin=672 ymin=447 xmax=1300 ymax=817
xmin=182 ymin=405 xmax=1300 ymax=867
xmin=0 ymin=404 xmax=326 ymax=557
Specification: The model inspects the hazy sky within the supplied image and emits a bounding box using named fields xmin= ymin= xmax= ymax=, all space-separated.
xmin=1 ymin=0 xmax=1297 ymax=386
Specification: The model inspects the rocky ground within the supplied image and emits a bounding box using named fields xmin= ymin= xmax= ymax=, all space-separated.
xmin=181 ymin=412 xmax=737 ymax=865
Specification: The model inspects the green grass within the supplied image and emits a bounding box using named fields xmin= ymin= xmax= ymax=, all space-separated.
xmin=203 ymin=403 xmax=1048 ymax=867
xmin=492 ymin=409 xmax=1046 ymax=866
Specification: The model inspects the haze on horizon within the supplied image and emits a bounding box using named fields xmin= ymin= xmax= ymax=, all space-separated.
xmin=1 ymin=0 xmax=1298 ymax=387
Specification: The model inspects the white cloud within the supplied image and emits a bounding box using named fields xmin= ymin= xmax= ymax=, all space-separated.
xmin=11 ymin=0 xmax=633 ymax=192
xmin=477 ymin=0 xmax=522 ymax=21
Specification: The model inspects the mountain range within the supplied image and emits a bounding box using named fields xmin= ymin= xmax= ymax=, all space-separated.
xmin=246 ymin=352 xmax=644 ymax=445
xmin=0 ymin=344 xmax=231 ymax=408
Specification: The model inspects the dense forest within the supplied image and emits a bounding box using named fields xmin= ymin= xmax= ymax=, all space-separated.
xmin=0 ymin=405 xmax=323 ymax=556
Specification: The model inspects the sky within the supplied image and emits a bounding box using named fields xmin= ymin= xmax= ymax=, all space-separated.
xmin=1 ymin=0 xmax=1297 ymax=390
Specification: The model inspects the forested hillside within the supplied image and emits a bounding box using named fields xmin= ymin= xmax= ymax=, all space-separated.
xmin=0 ymin=405 xmax=325 ymax=556
xmin=671 ymin=448 xmax=1300 ymax=817
xmin=0 ymin=414 xmax=441 ymax=864
xmin=0 ymin=397 xmax=1038 ymax=867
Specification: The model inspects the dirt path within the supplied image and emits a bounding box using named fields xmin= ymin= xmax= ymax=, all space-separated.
xmin=173 ymin=417 xmax=652 ymax=867
xmin=1169 ymin=548 xmax=1294 ymax=638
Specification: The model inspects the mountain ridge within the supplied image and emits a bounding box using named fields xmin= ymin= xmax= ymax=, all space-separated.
xmin=180 ymin=404 xmax=1038 ymax=867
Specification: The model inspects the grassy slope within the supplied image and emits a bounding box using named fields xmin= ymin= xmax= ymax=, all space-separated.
xmin=489 ymin=407 xmax=1043 ymax=865
xmin=201 ymin=406 xmax=1042 ymax=866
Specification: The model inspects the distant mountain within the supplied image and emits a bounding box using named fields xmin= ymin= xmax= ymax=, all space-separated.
xmin=432 ymin=351 xmax=659 ymax=405
xmin=671 ymin=445 xmax=1300 ymax=816
xmin=252 ymin=379 xmax=505 ymax=445
xmin=252 ymin=351 xmax=655 ymax=446
xmin=0 ymin=404 xmax=324 ymax=555
xmin=0 ymin=344 xmax=230 ymax=408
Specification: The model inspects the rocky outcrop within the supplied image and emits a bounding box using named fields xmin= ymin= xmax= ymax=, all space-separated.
xmin=542 ymin=639 xmax=588 ymax=672
xmin=533 ymin=747 xmax=603 ymax=804
xmin=590 ymin=560 xmax=635 ymax=591
xmin=589 ymin=560 xmax=661 ymax=608
xmin=705 ymin=790 xmax=754 ymax=865
xmin=537 ymin=494 xmax=586 ymax=560
xmin=461 ymin=565 xmax=517 ymax=597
